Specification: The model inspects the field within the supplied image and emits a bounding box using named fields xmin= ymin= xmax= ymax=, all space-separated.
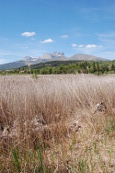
xmin=0 ymin=74 xmax=115 ymax=173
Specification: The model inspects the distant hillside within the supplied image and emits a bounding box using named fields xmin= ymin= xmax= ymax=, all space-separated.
xmin=0 ymin=52 xmax=108 ymax=70
xmin=0 ymin=60 xmax=27 ymax=70
xmin=69 ymin=54 xmax=108 ymax=61
xmin=40 ymin=52 xmax=66 ymax=60
xmin=31 ymin=60 xmax=82 ymax=69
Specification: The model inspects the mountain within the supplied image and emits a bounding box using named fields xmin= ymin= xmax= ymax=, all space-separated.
xmin=0 ymin=52 xmax=67 ymax=70
xmin=40 ymin=52 xmax=65 ymax=60
xmin=0 ymin=56 xmax=38 ymax=70
xmin=0 ymin=53 xmax=108 ymax=70
xmin=69 ymin=54 xmax=108 ymax=61
xmin=0 ymin=60 xmax=26 ymax=70
xmin=0 ymin=58 xmax=32 ymax=70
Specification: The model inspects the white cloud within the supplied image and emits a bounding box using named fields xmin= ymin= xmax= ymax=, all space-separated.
xmin=78 ymin=45 xmax=84 ymax=48
xmin=72 ymin=43 xmax=102 ymax=49
xmin=21 ymin=32 xmax=36 ymax=37
xmin=61 ymin=35 xmax=68 ymax=38
xmin=41 ymin=38 xmax=54 ymax=44
xmin=99 ymin=45 xmax=103 ymax=48
xmin=72 ymin=43 xmax=77 ymax=47
xmin=72 ymin=44 xmax=84 ymax=48
xmin=86 ymin=44 xmax=97 ymax=48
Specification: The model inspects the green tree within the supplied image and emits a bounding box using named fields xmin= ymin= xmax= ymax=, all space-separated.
xmin=93 ymin=61 xmax=96 ymax=73
xmin=111 ymin=64 xmax=115 ymax=72
xmin=97 ymin=62 xmax=100 ymax=75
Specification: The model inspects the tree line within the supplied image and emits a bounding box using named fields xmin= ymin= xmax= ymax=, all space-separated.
xmin=0 ymin=60 xmax=115 ymax=75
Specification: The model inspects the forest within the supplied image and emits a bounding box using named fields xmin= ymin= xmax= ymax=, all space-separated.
xmin=1 ymin=60 xmax=115 ymax=75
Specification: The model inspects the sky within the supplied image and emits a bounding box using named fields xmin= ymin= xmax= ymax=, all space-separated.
xmin=0 ymin=0 xmax=115 ymax=63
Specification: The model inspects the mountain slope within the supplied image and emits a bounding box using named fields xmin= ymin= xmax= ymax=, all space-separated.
xmin=69 ymin=54 xmax=108 ymax=61
xmin=0 ymin=53 xmax=108 ymax=70
xmin=0 ymin=52 xmax=67 ymax=70
xmin=0 ymin=60 xmax=27 ymax=70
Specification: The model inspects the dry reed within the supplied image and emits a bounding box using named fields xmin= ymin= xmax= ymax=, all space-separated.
xmin=0 ymin=74 xmax=115 ymax=172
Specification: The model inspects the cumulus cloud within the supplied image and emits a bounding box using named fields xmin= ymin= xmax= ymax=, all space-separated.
xmin=72 ymin=43 xmax=101 ymax=49
xmin=21 ymin=32 xmax=36 ymax=37
xmin=99 ymin=45 xmax=103 ymax=48
xmin=61 ymin=35 xmax=68 ymax=38
xmin=72 ymin=43 xmax=77 ymax=47
xmin=86 ymin=44 xmax=97 ymax=48
xmin=41 ymin=38 xmax=54 ymax=44
xmin=78 ymin=45 xmax=84 ymax=48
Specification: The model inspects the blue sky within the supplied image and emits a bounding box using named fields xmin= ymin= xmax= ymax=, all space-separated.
xmin=0 ymin=0 xmax=115 ymax=63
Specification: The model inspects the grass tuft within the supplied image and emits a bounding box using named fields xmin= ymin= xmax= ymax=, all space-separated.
xmin=0 ymin=74 xmax=114 ymax=172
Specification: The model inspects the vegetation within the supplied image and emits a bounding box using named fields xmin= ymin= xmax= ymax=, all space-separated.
xmin=0 ymin=60 xmax=115 ymax=75
xmin=0 ymin=74 xmax=115 ymax=172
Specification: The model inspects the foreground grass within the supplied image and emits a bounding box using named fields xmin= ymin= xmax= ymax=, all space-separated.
xmin=0 ymin=74 xmax=115 ymax=173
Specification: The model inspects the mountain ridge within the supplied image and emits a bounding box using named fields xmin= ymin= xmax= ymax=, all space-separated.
xmin=0 ymin=52 xmax=109 ymax=70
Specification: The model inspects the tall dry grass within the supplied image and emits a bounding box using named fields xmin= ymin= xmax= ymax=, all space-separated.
xmin=0 ymin=74 xmax=115 ymax=172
